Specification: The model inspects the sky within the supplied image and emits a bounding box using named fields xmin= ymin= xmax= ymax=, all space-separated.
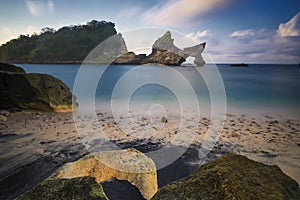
xmin=0 ymin=0 xmax=299 ymax=63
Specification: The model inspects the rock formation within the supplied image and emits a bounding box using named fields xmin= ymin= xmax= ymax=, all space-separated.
xmin=152 ymin=153 xmax=300 ymax=200
xmin=113 ymin=52 xmax=146 ymax=64
xmin=17 ymin=176 xmax=108 ymax=200
xmin=113 ymin=31 xmax=206 ymax=66
xmin=0 ymin=63 xmax=77 ymax=112
xmin=50 ymin=148 xmax=157 ymax=200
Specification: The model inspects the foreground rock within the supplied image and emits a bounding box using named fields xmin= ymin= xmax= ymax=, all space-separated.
xmin=152 ymin=153 xmax=300 ymax=200
xmin=0 ymin=64 xmax=77 ymax=112
xmin=17 ymin=176 xmax=108 ymax=200
xmin=0 ymin=62 xmax=25 ymax=73
xmin=51 ymin=148 xmax=157 ymax=200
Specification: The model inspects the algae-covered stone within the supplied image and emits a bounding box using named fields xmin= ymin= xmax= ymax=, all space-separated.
xmin=0 ymin=67 xmax=77 ymax=112
xmin=152 ymin=153 xmax=300 ymax=200
xmin=51 ymin=148 xmax=157 ymax=200
xmin=17 ymin=176 xmax=108 ymax=200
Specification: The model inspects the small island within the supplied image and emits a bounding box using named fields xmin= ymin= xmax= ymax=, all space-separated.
xmin=230 ymin=63 xmax=249 ymax=67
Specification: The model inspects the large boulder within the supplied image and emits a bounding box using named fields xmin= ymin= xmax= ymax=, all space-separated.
xmin=152 ymin=153 xmax=300 ymax=200
xmin=51 ymin=148 xmax=158 ymax=200
xmin=17 ymin=176 xmax=108 ymax=200
xmin=0 ymin=64 xmax=77 ymax=112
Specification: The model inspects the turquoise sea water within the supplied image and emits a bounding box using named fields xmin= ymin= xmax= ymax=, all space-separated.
xmin=19 ymin=64 xmax=300 ymax=119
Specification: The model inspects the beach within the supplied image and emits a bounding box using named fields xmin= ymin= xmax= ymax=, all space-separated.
xmin=1 ymin=109 xmax=299 ymax=199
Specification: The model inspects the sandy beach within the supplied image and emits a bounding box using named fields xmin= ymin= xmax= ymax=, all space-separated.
xmin=0 ymin=109 xmax=299 ymax=199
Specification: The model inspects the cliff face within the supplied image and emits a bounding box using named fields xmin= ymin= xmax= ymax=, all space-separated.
xmin=0 ymin=64 xmax=77 ymax=112
xmin=152 ymin=153 xmax=300 ymax=200
xmin=50 ymin=148 xmax=157 ymax=200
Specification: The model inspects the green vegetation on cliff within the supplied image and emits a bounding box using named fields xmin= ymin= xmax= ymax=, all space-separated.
xmin=0 ymin=20 xmax=126 ymax=63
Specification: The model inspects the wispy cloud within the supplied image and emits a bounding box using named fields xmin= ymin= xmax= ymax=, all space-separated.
xmin=277 ymin=12 xmax=300 ymax=37
xmin=186 ymin=30 xmax=212 ymax=43
xmin=24 ymin=0 xmax=54 ymax=16
xmin=143 ymin=0 xmax=231 ymax=26
xmin=230 ymin=29 xmax=254 ymax=39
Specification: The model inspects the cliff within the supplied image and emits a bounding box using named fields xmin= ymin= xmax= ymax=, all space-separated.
xmin=152 ymin=153 xmax=300 ymax=200
xmin=0 ymin=20 xmax=127 ymax=63
xmin=0 ymin=63 xmax=77 ymax=112
xmin=50 ymin=148 xmax=158 ymax=200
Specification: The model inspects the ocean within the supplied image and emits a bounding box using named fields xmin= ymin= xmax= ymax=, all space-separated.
xmin=19 ymin=63 xmax=300 ymax=119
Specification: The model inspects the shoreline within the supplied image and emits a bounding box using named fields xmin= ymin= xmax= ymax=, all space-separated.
xmin=0 ymin=110 xmax=299 ymax=198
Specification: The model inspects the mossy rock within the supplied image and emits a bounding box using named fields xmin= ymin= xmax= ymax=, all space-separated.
xmin=17 ymin=176 xmax=108 ymax=200
xmin=0 ymin=67 xmax=77 ymax=112
xmin=152 ymin=153 xmax=300 ymax=200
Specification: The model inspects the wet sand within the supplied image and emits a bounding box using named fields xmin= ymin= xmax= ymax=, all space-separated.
xmin=0 ymin=110 xmax=299 ymax=199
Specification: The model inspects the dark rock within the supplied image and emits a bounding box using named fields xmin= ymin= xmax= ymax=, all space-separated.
xmin=101 ymin=178 xmax=145 ymax=200
xmin=16 ymin=176 xmax=108 ymax=200
xmin=0 ymin=62 xmax=25 ymax=73
xmin=0 ymin=65 xmax=77 ymax=112
xmin=152 ymin=153 xmax=300 ymax=200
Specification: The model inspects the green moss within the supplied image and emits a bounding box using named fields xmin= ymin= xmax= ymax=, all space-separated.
xmin=17 ymin=176 xmax=108 ymax=200
xmin=152 ymin=153 xmax=300 ymax=200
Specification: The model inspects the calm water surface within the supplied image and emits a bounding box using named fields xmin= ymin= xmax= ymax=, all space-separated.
xmin=19 ymin=63 xmax=300 ymax=119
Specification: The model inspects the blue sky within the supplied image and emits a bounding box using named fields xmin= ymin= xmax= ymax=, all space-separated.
xmin=0 ymin=0 xmax=299 ymax=63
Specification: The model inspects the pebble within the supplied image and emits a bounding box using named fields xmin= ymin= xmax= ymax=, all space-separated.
xmin=0 ymin=110 xmax=9 ymax=116
xmin=0 ymin=115 xmax=7 ymax=122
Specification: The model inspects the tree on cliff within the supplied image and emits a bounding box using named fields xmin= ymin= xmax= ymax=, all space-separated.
xmin=0 ymin=20 xmax=126 ymax=63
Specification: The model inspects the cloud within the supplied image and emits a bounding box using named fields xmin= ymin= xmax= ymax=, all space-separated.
xmin=143 ymin=0 xmax=231 ymax=26
xmin=230 ymin=29 xmax=255 ymax=39
xmin=116 ymin=6 xmax=141 ymax=20
xmin=203 ymin=27 xmax=300 ymax=63
xmin=277 ymin=12 xmax=300 ymax=37
xmin=25 ymin=0 xmax=54 ymax=16
xmin=186 ymin=30 xmax=212 ymax=42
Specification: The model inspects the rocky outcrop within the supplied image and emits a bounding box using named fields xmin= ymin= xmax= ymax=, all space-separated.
xmin=0 ymin=64 xmax=77 ymax=112
xmin=152 ymin=153 xmax=300 ymax=200
xmin=0 ymin=62 xmax=25 ymax=73
xmin=141 ymin=49 xmax=186 ymax=66
xmin=50 ymin=148 xmax=157 ymax=200
xmin=17 ymin=176 xmax=108 ymax=200
xmin=113 ymin=52 xmax=146 ymax=64
xmin=113 ymin=31 xmax=206 ymax=66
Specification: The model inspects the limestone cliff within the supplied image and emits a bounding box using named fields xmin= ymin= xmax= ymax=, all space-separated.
xmin=50 ymin=148 xmax=157 ymax=200
xmin=113 ymin=31 xmax=206 ymax=66
xmin=152 ymin=153 xmax=300 ymax=200
xmin=0 ymin=64 xmax=77 ymax=112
